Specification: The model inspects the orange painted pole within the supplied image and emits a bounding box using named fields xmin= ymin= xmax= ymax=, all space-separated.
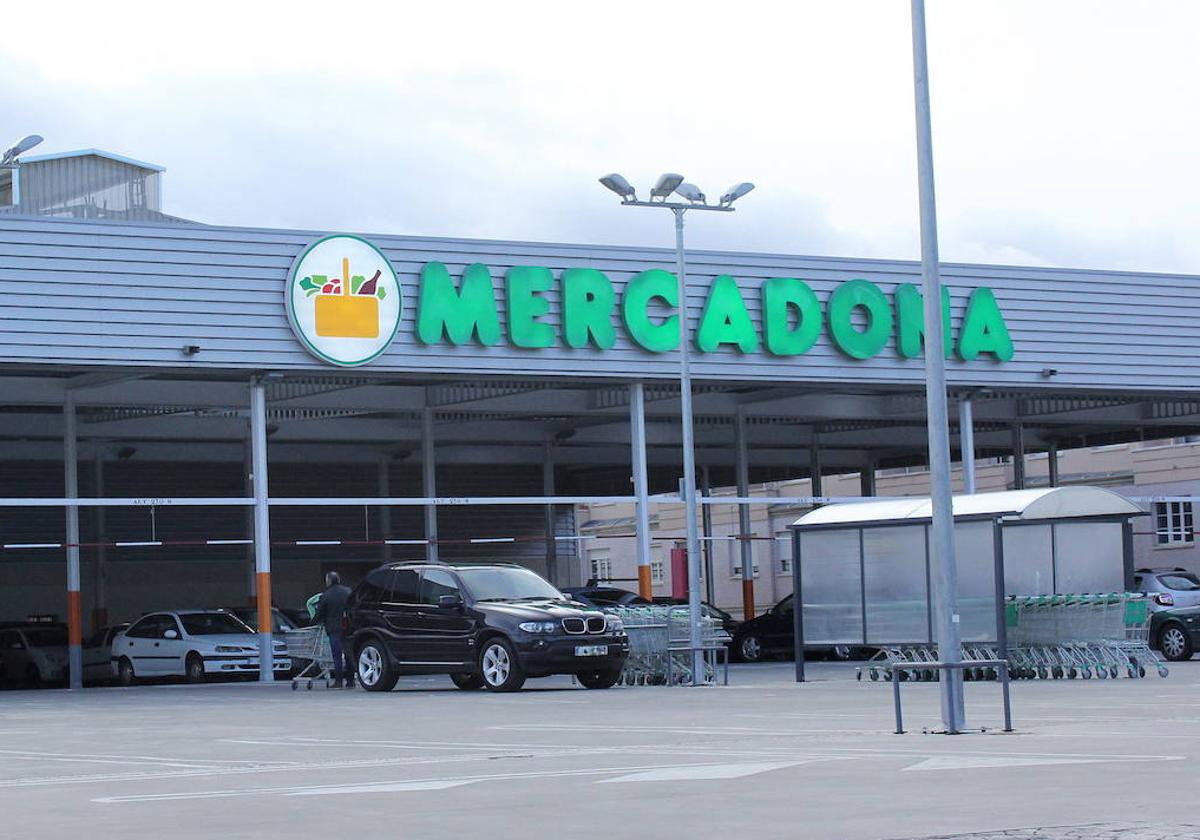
xmin=742 ymin=579 xmax=755 ymax=623
xmin=638 ymin=564 xmax=653 ymax=599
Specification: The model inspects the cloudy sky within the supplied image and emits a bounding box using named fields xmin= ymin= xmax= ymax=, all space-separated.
xmin=2 ymin=1 xmax=1197 ymax=273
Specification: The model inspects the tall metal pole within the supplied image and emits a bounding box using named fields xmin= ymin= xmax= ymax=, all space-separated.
xmin=735 ymin=407 xmax=755 ymax=620
xmin=630 ymin=383 xmax=653 ymax=599
xmin=543 ymin=439 xmax=557 ymax=585
xmin=673 ymin=207 xmax=705 ymax=685
xmin=250 ymin=379 xmax=274 ymax=682
xmin=64 ymin=393 xmax=83 ymax=690
xmin=911 ymin=0 xmax=965 ymax=732
xmin=1047 ymin=440 xmax=1060 ymax=488
xmin=700 ymin=465 xmax=715 ymax=605
xmin=93 ymin=450 xmax=108 ymax=631
xmin=959 ymin=397 xmax=976 ymax=495
xmin=379 ymin=457 xmax=392 ymax=562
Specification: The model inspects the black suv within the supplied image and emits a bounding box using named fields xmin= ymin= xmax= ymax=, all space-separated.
xmin=346 ymin=562 xmax=629 ymax=692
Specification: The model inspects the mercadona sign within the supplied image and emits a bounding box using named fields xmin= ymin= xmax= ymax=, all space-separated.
xmin=286 ymin=235 xmax=1013 ymax=368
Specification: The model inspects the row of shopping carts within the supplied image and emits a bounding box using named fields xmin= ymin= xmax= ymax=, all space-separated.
xmin=858 ymin=592 xmax=1168 ymax=683
xmin=601 ymin=605 xmax=731 ymax=686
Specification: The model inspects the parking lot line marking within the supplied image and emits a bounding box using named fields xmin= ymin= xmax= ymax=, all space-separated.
xmin=286 ymin=779 xmax=479 ymax=795
xmin=900 ymin=755 xmax=1177 ymax=772
xmin=0 ymin=749 xmax=241 ymax=770
xmin=598 ymin=760 xmax=814 ymax=783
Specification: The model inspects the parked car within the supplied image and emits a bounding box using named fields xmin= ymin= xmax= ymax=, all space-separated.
xmin=111 ymin=610 xmax=290 ymax=685
xmin=1150 ymin=605 xmax=1200 ymax=662
xmin=730 ymin=595 xmax=866 ymax=662
xmin=347 ymin=561 xmax=629 ymax=692
xmin=83 ymin=623 xmax=129 ymax=684
xmin=1135 ymin=568 xmax=1200 ymax=613
xmin=278 ymin=607 xmax=315 ymax=628
xmin=0 ymin=623 xmax=69 ymax=686
xmin=226 ymin=606 xmax=299 ymax=634
xmin=651 ymin=596 xmax=741 ymax=636
xmin=561 ymin=586 xmax=652 ymax=608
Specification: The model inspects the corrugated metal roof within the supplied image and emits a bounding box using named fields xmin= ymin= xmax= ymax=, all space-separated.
xmin=18 ymin=149 xmax=165 ymax=172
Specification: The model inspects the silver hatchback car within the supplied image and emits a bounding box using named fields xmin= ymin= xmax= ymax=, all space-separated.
xmin=1134 ymin=567 xmax=1200 ymax=613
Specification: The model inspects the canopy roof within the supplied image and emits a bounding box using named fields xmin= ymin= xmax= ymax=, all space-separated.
xmin=793 ymin=486 xmax=1144 ymax=529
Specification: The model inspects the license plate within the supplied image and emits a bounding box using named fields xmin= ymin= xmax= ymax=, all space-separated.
xmin=575 ymin=645 xmax=608 ymax=657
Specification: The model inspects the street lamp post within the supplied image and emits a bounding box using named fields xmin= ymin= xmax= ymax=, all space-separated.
xmin=910 ymin=0 xmax=966 ymax=732
xmin=599 ymin=173 xmax=754 ymax=685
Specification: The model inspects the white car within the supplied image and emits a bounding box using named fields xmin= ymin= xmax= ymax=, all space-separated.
xmin=111 ymin=610 xmax=290 ymax=686
xmin=82 ymin=624 xmax=129 ymax=684
xmin=0 ymin=624 xmax=68 ymax=686
xmin=1134 ymin=567 xmax=1200 ymax=613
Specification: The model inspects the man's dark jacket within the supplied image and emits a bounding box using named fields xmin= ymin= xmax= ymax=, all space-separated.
xmin=314 ymin=584 xmax=353 ymax=634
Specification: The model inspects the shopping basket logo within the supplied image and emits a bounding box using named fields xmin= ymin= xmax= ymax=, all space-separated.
xmin=285 ymin=235 xmax=402 ymax=367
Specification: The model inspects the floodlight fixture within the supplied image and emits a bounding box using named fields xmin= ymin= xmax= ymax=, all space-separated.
xmin=674 ymin=182 xmax=706 ymax=205
xmin=1 ymin=134 xmax=43 ymax=166
xmin=598 ymin=172 xmax=636 ymax=200
xmin=650 ymin=172 xmax=685 ymax=200
xmin=718 ymin=181 xmax=755 ymax=207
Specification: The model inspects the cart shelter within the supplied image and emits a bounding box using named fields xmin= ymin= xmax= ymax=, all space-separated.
xmin=2 ymin=203 xmax=1200 ymax=689
xmin=790 ymin=486 xmax=1146 ymax=679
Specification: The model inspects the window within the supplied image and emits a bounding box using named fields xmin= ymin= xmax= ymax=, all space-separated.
xmin=588 ymin=549 xmax=612 ymax=582
xmin=127 ymin=615 xmax=171 ymax=639
xmin=650 ymin=558 xmax=665 ymax=584
xmin=1158 ymin=572 xmax=1200 ymax=591
xmin=357 ymin=569 xmax=395 ymax=603
xmin=773 ymin=531 xmax=792 ymax=574
xmin=388 ymin=569 xmax=421 ymax=603
xmin=1154 ymin=501 xmax=1194 ymax=547
xmin=729 ymin=539 xmax=760 ymax=578
xmin=419 ymin=568 xmax=461 ymax=605
xmin=179 ymin=613 xmax=247 ymax=636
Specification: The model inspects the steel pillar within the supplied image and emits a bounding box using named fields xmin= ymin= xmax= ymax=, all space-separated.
xmin=423 ymin=406 xmax=439 ymax=564
xmin=92 ymin=451 xmax=108 ymax=630
xmin=379 ymin=457 xmax=392 ymax=562
xmin=911 ymin=0 xmax=965 ymax=732
xmin=959 ymin=397 xmax=976 ymax=494
xmin=1048 ymin=441 xmax=1060 ymax=488
xmin=64 ymin=393 xmax=82 ymax=690
xmin=860 ymin=458 xmax=877 ymax=498
xmin=736 ymin=408 xmax=755 ymax=620
xmin=543 ymin=440 xmax=557 ymax=585
xmin=250 ymin=379 xmax=273 ymax=682
xmin=809 ymin=435 xmax=824 ymax=499
xmin=1012 ymin=422 xmax=1027 ymax=490
xmin=630 ymin=383 xmax=652 ymax=598
xmin=700 ymin=465 xmax=715 ymax=605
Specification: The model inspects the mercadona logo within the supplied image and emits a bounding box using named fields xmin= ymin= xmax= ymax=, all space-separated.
xmin=285 ymin=235 xmax=402 ymax=366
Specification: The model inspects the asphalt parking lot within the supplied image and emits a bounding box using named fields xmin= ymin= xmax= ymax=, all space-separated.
xmin=3 ymin=662 xmax=1199 ymax=840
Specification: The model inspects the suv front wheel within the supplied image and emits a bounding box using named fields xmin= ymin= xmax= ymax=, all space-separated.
xmin=479 ymin=638 xmax=526 ymax=692
xmin=357 ymin=640 xmax=399 ymax=692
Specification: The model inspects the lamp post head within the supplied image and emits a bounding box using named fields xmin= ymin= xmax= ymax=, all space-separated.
xmin=1 ymin=134 xmax=43 ymax=166
xmin=718 ymin=181 xmax=755 ymax=207
xmin=598 ymin=173 xmax=636 ymax=201
xmin=650 ymin=172 xmax=685 ymax=201
xmin=674 ymin=182 xmax=706 ymax=205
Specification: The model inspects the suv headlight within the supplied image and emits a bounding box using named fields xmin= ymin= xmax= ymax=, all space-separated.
xmin=518 ymin=621 xmax=558 ymax=634
xmin=605 ymin=615 xmax=625 ymax=633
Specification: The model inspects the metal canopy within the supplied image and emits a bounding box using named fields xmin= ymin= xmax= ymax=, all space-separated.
xmin=793 ymin=485 xmax=1145 ymax=528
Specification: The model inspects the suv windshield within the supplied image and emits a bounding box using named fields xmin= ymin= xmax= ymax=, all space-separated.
xmin=180 ymin=613 xmax=252 ymax=636
xmin=25 ymin=627 xmax=67 ymax=647
xmin=457 ymin=567 xmax=564 ymax=602
xmin=1159 ymin=573 xmax=1200 ymax=591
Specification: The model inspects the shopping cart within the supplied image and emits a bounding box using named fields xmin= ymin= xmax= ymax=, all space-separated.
xmin=605 ymin=605 xmax=730 ymax=686
xmin=283 ymin=625 xmax=335 ymax=690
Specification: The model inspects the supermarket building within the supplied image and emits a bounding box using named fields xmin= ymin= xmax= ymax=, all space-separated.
xmin=4 ymin=149 xmax=1200 ymax=685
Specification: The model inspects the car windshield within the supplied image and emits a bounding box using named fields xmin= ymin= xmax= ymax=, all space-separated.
xmin=25 ymin=627 xmax=67 ymax=647
xmin=1160 ymin=573 xmax=1200 ymax=591
xmin=180 ymin=613 xmax=252 ymax=636
xmin=457 ymin=567 xmax=564 ymax=602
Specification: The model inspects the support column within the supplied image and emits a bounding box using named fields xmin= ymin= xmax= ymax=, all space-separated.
xmin=736 ymin=408 xmax=755 ymax=620
xmin=250 ymin=379 xmax=274 ymax=682
xmin=244 ymin=430 xmax=256 ymax=605
xmin=422 ymin=407 xmax=439 ymax=564
xmin=700 ymin=465 xmax=715 ymax=605
xmin=1012 ymin=422 xmax=1026 ymax=490
xmin=860 ymin=458 xmax=877 ymax=498
xmin=92 ymin=451 xmax=108 ymax=630
xmin=1047 ymin=441 xmax=1060 ymax=488
xmin=543 ymin=440 xmax=557 ymax=585
xmin=809 ymin=433 xmax=824 ymax=499
xmin=64 ymin=394 xmax=83 ymax=690
xmin=959 ymin=397 xmax=976 ymax=495
xmin=379 ymin=457 xmax=392 ymax=562
xmin=629 ymin=383 xmax=652 ymax=599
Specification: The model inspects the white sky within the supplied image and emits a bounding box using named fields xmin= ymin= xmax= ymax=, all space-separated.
xmin=3 ymin=0 xmax=1198 ymax=273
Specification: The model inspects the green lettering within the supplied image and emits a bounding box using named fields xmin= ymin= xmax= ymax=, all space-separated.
xmin=696 ymin=275 xmax=758 ymax=353
xmin=505 ymin=266 xmax=555 ymax=349
xmin=622 ymin=269 xmax=678 ymax=353
xmin=894 ymin=283 xmax=952 ymax=359
xmin=958 ymin=287 xmax=1013 ymax=361
xmin=828 ymin=279 xmax=892 ymax=359
xmin=416 ymin=262 xmax=502 ymax=346
xmin=562 ymin=268 xmax=616 ymax=350
xmin=761 ymin=277 xmax=821 ymax=356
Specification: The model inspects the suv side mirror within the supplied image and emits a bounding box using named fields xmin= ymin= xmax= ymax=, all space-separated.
xmin=163 ymin=629 xmax=179 ymax=640
xmin=438 ymin=594 xmax=464 ymax=610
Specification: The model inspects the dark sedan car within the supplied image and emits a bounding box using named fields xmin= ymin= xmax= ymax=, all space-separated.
xmin=1151 ymin=605 xmax=1200 ymax=661
xmin=560 ymin=586 xmax=652 ymax=608
xmin=347 ymin=562 xmax=629 ymax=692
xmin=651 ymin=596 xmax=741 ymax=636
xmin=730 ymin=594 xmax=867 ymax=662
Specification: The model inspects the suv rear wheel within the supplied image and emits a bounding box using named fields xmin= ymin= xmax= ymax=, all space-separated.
xmin=357 ymin=640 xmax=399 ymax=692
xmin=1159 ymin=624 xmax=1194 ymax=662
xmin=577 ymin=667 xmax=622 ymax=689
xmin=480 ymin=638 xmax=525 ymax=692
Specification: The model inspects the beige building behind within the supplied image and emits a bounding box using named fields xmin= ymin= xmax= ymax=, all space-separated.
xmin=576 ymin=437 xmax=1200 ymax=620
